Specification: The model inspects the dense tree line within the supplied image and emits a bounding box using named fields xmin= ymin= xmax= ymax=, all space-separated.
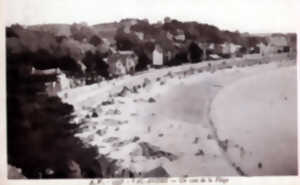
xmin=6 ymin=49 xmax=109 ymax=178
xmin=7 ymin=24 xmax=110 ymax=79
xmin=114 ymin=18 xmax=268 ymax=67
xmin=6 ymin=25 xmax=113 ymax=178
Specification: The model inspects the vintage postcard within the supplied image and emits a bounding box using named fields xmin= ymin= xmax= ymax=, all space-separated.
xmin=1 ymin=0 xmax=299 ymax=185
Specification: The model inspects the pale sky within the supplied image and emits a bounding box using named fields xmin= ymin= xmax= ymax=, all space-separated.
xmin=5 ymin=0 xmax=299 ymax=33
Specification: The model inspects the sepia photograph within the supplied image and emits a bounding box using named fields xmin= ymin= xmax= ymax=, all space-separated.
xmin=3 ymin=0 xmax=298 ymax=181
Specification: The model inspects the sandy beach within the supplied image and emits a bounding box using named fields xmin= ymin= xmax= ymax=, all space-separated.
xmin=59 ymin=58 xmax=297 ymax=177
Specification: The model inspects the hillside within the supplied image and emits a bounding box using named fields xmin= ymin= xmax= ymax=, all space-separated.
xmin=27 ymin=23 xmax=72 ymax=37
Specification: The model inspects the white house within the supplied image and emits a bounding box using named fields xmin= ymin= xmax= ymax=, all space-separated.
xmin=174 ymin=29 xmax=186 ymax=42
xmin=152 ymin=45 xmax=164 ymax=66
xmin=135 ymin=32 xmax=144 ymax=40
xmin=107 ymin=51 xmax=138 ymax=77
xmin=31 ymin=67 xmax=70 ymax=96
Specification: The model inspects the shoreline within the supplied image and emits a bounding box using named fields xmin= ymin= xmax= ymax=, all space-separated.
xmin=61 ymin=57 xmax=297 ymax=177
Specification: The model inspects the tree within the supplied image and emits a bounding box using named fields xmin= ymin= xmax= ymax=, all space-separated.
xmin=89 ymin=35 xmax=103 ymax=47
xmin=6 ymin=50 xmax=104 ymax=178
xmin=82 ymin=51 xmax=109 ymax=80
xmin=188 ymin=42 xmax=203 ymax=63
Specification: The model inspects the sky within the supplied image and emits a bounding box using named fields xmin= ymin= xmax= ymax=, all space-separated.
xmin=5 ymin=0 xmax=299 ymax=33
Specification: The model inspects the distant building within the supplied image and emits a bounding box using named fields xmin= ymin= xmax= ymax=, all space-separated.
xmin=123 ymin=25 xmax=131 ymax=34
xmin=135 ymin=32 xmax=144 ymax=40
xmin=31 ymin=67 xmax=70 ymax=96
xmin=257 ymin=42 xmax=270 ymax=56
xmin=152 ymin=44 xmax=164 ymax=67
xmin=174 ymin=29 xmax=186 ymax=42
xmin=197 ymin=42 xmax=210 ymax=60
xmin=215 ymin=42 xmax=241 ymax=57
xmin=268 ymin=35 xmax=289 ymax=53
xmin=257 ymin=35 xmax=290 ymax=56
xmin=107 ymin=51 xmax=138 ymax=77
xmin=166 ymin=32 xmax=174 ymax=40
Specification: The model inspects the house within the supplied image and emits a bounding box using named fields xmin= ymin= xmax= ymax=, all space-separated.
xmin=197 ymin=42 xmax=210 ymax=60
xmin=174 ymin=29 xmax=186 ymax=42
xmin=107 ymin=51 xmax=138 ymax=77
xmin=123 ymin=25 xmax=131 ymax=34
xmin=31 ymin=67 xmax=70 ymax=96
xmin=268 ymin=35 xmax=289 ymax=54
xmin=135 ymin=32 xmax=144 ymax=40
xmin=257 ymin=35 xmax=289 ymax=56
xmin=214 ymin=42 xmax=241 ymax=58
xmin=257 ymin=42 xmax=270 ymax=56
xmin=166 ymin=32 xmax=174 ymax=40
xmin=152 ymin=44 xmax=164 ymax=67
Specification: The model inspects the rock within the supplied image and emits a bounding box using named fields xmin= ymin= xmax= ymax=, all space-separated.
xmin=193 ymin=137 xmax=199 ymax=144
xmin=91 ymin=110 xmax=98 ymax=117
xmin=160 ymin=81 xmax=165 ymax=85
xmin=258 ymin=162 xmax=263 ymax=169
xmin=165 ymin=71 xmax=174 ymax=78
xmin=101 ymin=98 xmax=114 ymax=106
xmin=112 ymin=141 xmax=125 ymax=147
xmin=117 ymin=100 xmax=125 ymax=104
xmin=132 ymin=86 xmax=138 ymax=94
xmin=132 ymin=136 xmax=140 ymax=142
xmin=148 ymin=97 xmax=156 ymax=103
xmin=86 ymin=135 xmax=94 ymax=142
xmin=158 ymin=133 xmax=164 ymax=137
xmin=105 ymin=109 xmax=121 ymax=115
xmin=129 ymin=146 xmax=143 ymax=157
xmin=195 ymin=149 xmax=205 ymax=156
xmin=207 ymin=134 xmax=212 ymax=140
xmin=235 ymin=166 xmax=246 ymax=176
xmin=117 ymin=86 xmax=132 ymax=97
xmin=120 ymin=120 xmax=129 ymax=124
xmin=240 ymin=146 xmax=245 ymax=158
xmin=139 ymin=142 xmax=178 ymax=161
xmin=96 ymin=156 xmax=119 ymax=178
xmin=103 ymin=137 xmax=119 ymax=143
xmin=96 ymin=127 xmax=108 ymax=136
xmin=147 ymin=126 xmax=151 ymax=133
xmin=130 ymin=113 xmax=138 ymax=116
xmin=120 ymin=168 xmax=136 ymax=178
xmin=66 ymin=160 xmax=82 ymax=178
xmin=142 ymin=78 xmax=152 ymax=88
xmin=102 ymin=119 xmax=121 ymax=126
xmin=218 ymin=139 xmax=229 ymax=152
xmin=112 ymin=139 xmax=132 ymax=148
xmin=95 ymin=105 xmax=103 ymax=114
xmin=143 ymin=166 xmax=170 ymax=178
xmin=189 ymin=67 xmax=195 ymax=74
